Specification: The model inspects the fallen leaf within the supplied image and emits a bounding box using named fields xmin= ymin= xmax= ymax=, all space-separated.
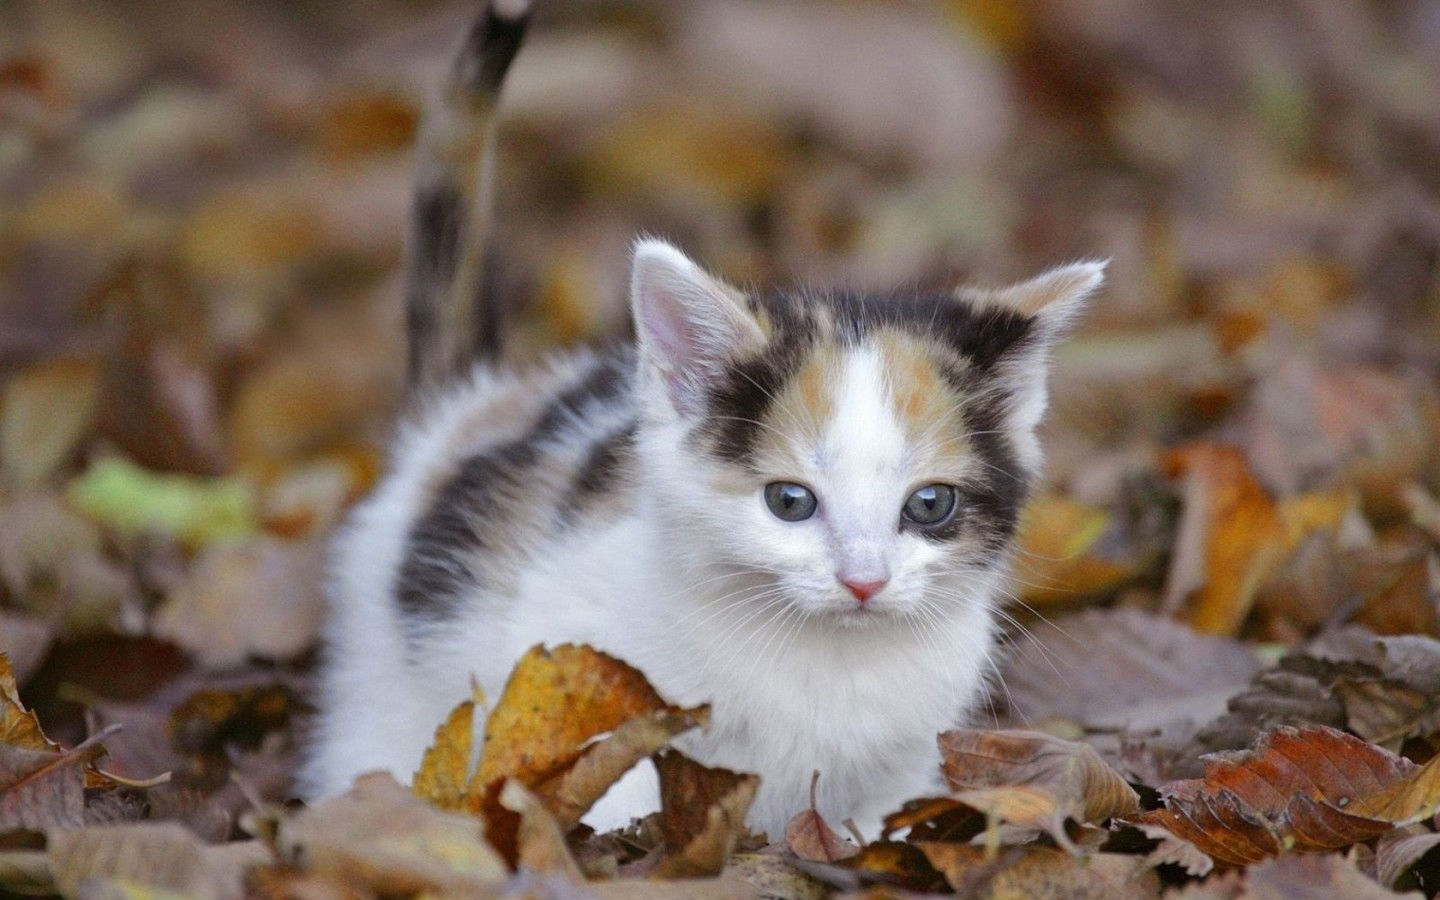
xmin=477 ymin=645 xmax=676 ymax=790
xmin=1162 ymin=444 xmax=1287 ymax=636
xmin=1135 ymin=821 xmax=1214 ymax=877
xmin=784 ymin=771 xmax=859 ymax=862
xmin=0 ymin=359 xmax=98 ymax=486
xmin=272 ymin=771 xmax=508 ymax=898
xmin=151 ymin=536 xmax=325 ymax=668
xmin=1014 ymin=494 xmax=1140 ymax=606
xmin=1238 ymin=852 xmax=1422 ymax=900
xmin=880 ymin=795 xmax=986 ymax=843
xmin=1375 ymin=828 xmax=1440 ymax=890
xmin=0 ymin=740 xmax=96 ymax=831
xmin=654 ymin=749 xmax=759 ymax=878
xmin=1136 ymin=726 xmax=1440 ymax=866
xmin=0 ymin=653 xmax=163 ymax=818
xmin=48 ymin=822 xmax=268 ymax=900
xmin=499 ymin=778 xmax=586 ymax=883
xmin=1001 ymin=607 xmax=1262 ymax=734
xmin=722 ymin=853 xmax=829 ymax=900
xmin=917 ymin=843 xmax=1162 ymax=899
xmin=412 ymin=645 xmax=709 ymax=861
xmin=66 ymin=457 xmax=257 ymax=550
xmin=938 ymin=729 xmax=1139 ymax=849
xmin=412 ymin=691 xmax=478 ymax=811
xmin=837 ymin=840 xmax=948 ymax=893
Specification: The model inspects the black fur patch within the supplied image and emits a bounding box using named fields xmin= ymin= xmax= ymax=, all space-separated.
xmin=455 ymin=2 xmax=530 ymax=98
xmin=395 ymin=351 xmax=633 ymax=621
xmin=562 ymin=420 xmax=638 ymax=527
xmin=824 ymin=291 xmax=1037 ymax=373
xmin=952 ymin=398 xmax=1028 ymax=554
xmin=698 ymin=290 xmax=1036 ymax=465
xmin=395 ymin=440 xmax=537 ymax=620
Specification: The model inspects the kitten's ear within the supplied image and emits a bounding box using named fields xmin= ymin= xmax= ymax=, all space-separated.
xmin=958 ymin=260 xmax=1106 ymax=340
xmin=631 ymin=239 xmax=765 ymax=415
xmin=958 ymin=261 xmax=1106 ymax=470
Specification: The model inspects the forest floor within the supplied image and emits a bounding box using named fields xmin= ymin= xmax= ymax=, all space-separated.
xmin=2 ymin=1 xmax=1440 ymax=897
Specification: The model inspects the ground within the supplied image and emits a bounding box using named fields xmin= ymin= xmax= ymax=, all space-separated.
xmin=1 ymin=1 xmax=1439 ymax=898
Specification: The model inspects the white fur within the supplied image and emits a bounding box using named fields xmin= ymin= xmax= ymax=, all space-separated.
xmin=304 ymin=241 xmax=1092 ymax=839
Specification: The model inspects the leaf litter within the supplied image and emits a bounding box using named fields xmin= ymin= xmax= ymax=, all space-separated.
xmin=3 ymin=0 xmax=1440 ymax=897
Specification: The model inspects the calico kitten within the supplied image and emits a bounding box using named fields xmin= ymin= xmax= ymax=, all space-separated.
xmin=303 ymin=0 xmax=1103 ymax=837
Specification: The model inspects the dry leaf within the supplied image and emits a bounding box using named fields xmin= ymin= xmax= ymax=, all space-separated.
xmin=273 ymin=771 xmax=507 ymax=898
xmin=1015 ymin=494 xmax=1139 ymax=606
xmin=654 ymin=749 xmax=759 ymax=878
xmin=1238 ymin=852 xmax=1422 ymax=900
xmin=48 ymin=822 xmax=268 ymax=900
xmin=412 ymin=693 xmax=478 ymax=810
xmin=0 ymin=612 xmax=54 ymax=687
xmin=1375 ymin=828 xmax=1440 ymax=889
xmin=880 ymin=795 xmax=986 ymax=843
xmin=1162 ymin=444 xmax=1286 ymax=635
xmin=938 ymin=729 xmax=1139 ymax=850
xmin=784 ymin=771 xmax=859 ymax=862
xmin=0 ymin=359 xmax=98 ymax=486
xmin=1134 ymin=821 xmax=1214 ymax=877
xmin=499 ymin=779 xmax=586 ymax=883
xmin=1001 ymin=607 xmax=1261 ymax=734
xmin=151 ymin=536 xmax=325 ymax=667
xmin=1137 ymin=726 xmax=1440 ymax=866
xmin=837 ymin=840 xmax=948 ymax=893
xmin=412 ymin=645 xmax=708 ymax=862
xmin=917 ymin=843 xmax=1162 ymax=900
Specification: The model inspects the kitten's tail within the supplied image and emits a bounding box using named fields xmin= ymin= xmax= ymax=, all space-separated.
xmin=405 ymin=0 xmax=531 ymax=395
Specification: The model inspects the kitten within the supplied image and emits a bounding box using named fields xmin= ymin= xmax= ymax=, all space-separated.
xmin=302 ymin=0 xmax=1103 ymax=838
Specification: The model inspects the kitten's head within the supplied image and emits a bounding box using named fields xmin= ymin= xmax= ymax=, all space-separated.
xmin=630 ymin=239 xmax=1102 ymax=627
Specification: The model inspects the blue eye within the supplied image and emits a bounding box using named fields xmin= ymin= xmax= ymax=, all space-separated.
xmin=764 ymin=482 xmax=817 ymax=522
xmin=903 ymin=484 xmax=957 ymax=526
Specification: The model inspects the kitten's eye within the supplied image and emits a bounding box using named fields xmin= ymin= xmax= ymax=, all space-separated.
xmin=764 ymin=482 xmax=818 ymax=522
xmin=902 ymin=484 xmax=958 ymax=526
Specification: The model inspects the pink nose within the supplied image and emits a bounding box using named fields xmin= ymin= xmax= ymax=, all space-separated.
xmin=841 ymin=578 xmax=887 ymax=604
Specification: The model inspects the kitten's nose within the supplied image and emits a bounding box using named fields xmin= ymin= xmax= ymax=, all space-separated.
xmin=841 ymin=578 xmax=888 ymax=604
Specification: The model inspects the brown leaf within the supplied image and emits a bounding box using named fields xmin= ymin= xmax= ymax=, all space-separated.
xmin=1162 ymin=444 xmax=1287 ymax=635
xmin=880 ymin=795 xmax=986 ymax=843
xmin=412 ymin=692 xmax=478 ymax=811
xmin=412 ymin=645 xmax=708 ymax=862
xmin=654 ymin=749 xmax=759 ymax=878
xmin=539 ymin=707 xmax=710 ymax=830
xmin=917 ymin=843 xmax=1162 ymax=900
xmin=784 ymin=771 xmax=859 ymax=862
xmin=1238 ymin=852 xmax=1422 ymax=900
xmin=48 ymin=823 xmax=268 ymax=900
xmin=837 ymin=840 xmax=948 ymax=893
xmin=1014 ymin=494 xmax=1141 ymax=607
xmin=1136 ymin=726 xmax=1440 ymax=866
xmin=0 ymin=359 xmax=98 ymax=486
xmin=152 ymin=536 xmax=325 ymax=668
xmin=0 ymin=612 xmax=54 ymax=687
xmin=274 ymin=771 xmax=508 ymax=898
xmin=476 ymin=644 xmax=677 ymax=790
xmin=1000 ymin=608 xmax=1261 ymax=735
xmin=938 ymin=729 xmax=1139 ymax=849
xmin=499 ymin=779 xmax=586 ymax=883
xmin=722 ymin=853 xmax=829 ymax=900
xmin=1133 ymin=821 xmax=1214 ymax=877
xmin=1376 ymin=828 xmax=1440 ymax=890
xmin=0 ymin=741 xmax=93 ymax=830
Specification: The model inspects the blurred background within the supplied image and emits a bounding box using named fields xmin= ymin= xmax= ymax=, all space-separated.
xmin=1 ymin=0 xmax=1438 ymax=835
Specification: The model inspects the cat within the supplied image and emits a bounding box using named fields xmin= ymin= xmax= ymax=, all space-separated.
xmin=302 ymin=0 xmax=1104 ymax=839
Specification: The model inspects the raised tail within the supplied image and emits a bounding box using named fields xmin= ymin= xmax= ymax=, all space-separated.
xmin=405 ymin=0 xmax=531 ymax=394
